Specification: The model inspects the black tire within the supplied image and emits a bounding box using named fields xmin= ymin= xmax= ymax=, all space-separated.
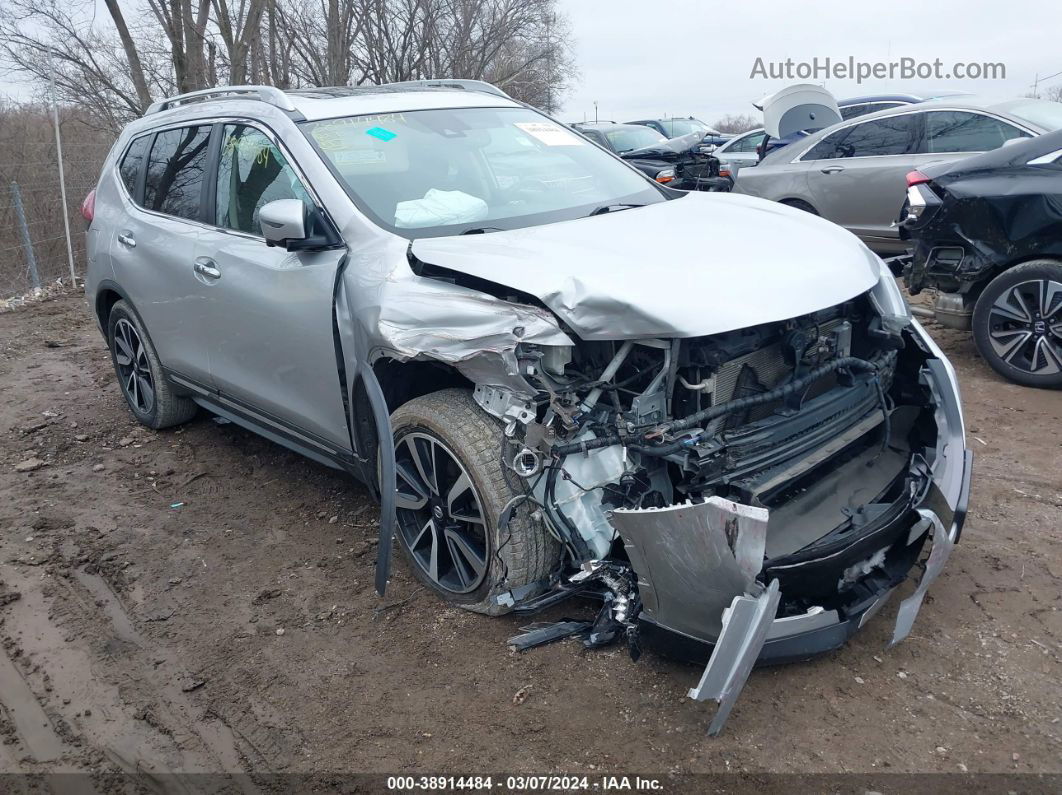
xmin=972 ymin=260 xmax=1062 ymax=389
xmin=389 ymin=388 xmax=561 ymax=615
xmin=780 ymin=198 xmax=819 ymax=215
xmin=107 ymin=300 xmax=198 ymax=428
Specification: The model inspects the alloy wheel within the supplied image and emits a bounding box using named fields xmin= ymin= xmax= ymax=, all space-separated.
xmin=113 ymin=318 xmax=155 ymax=414
xmin=393 ymin=432 xmax=489 ymax=594
xmin=987 ymin=279 xmax=1062 ymax=376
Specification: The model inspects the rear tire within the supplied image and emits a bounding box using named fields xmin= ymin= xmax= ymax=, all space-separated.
xmin=972 ymin=260 xmax=1062 ymax=389
xmin=389 ymin=389 xmax=561 ymax=615
xmin=107 ymin=300 xmax=197 ymax=428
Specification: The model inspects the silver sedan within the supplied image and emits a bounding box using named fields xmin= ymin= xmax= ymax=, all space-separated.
xmin=733 ymin=97 xmax=1062 ymax=254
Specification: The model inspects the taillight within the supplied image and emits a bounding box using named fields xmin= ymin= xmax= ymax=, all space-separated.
xmin=906 ymin=170 xmax=931 ymax=187
xmin=719 ymin=169 xmax=732 ymax=178
xmin=81 ymin=189 xmax=96 ymax=224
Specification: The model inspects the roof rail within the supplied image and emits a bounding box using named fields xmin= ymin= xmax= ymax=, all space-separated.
xmin=380 ymin=78 xmax=510 ymax=99
xmin=144 ymin=85 xmax=297 ymax=116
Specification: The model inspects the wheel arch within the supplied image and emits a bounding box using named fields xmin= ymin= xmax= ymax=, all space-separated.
xmin=778 ymin=197 xmax=820 ymax=214
xmin=94 ymin=280 xmax=133 ymax=335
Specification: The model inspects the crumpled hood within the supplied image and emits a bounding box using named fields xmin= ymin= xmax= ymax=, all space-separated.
xmin=410 ymin=192 xmax=881 ymax=340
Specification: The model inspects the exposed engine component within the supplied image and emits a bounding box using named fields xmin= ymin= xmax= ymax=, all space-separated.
xmin=489 ymin=289 xmax=965 ymax=735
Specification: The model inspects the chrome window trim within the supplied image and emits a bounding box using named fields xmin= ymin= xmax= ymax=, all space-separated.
xmin=792 ymin=107 xmax=1038 ymax=164
xmin=1028 ymin=148 xmax=1062 ymax=165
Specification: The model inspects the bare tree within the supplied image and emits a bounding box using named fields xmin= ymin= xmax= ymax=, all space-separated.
xmin=212 ymin=0 xmax=268 ymax=84
xmin=102 ymin=0 xmax=153 ymax=110
xmin=1 ymin=0 xmax=577 ymax=127
xmin=713 ymin=113 xmax=759 ymax=134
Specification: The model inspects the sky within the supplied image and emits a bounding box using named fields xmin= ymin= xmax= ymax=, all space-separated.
xmin=3 ymin=0 xmax=1060 ymax=120
xmin=555 ymin=0 xmax=1062 ymax=126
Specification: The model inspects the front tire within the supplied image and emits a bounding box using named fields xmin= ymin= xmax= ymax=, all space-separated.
xmin=389 ymin=389 xmax=562 ymax=614
xmin=972 ymin=260 xmax=1062 ymax=388
xmin=107 ymin=300 xmax=197 ymax=428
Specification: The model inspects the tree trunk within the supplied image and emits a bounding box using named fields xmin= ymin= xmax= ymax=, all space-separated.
xmin=102 ymin=0 xmax=153 ymax=110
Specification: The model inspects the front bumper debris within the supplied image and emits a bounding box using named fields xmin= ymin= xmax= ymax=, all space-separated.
xmin=688 ymin=580 xmax=780 ymax=736
xmin=677 ymin=446 xmax=972 ymax=734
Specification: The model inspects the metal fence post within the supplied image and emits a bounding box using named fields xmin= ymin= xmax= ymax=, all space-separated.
xmin=49 ymin=50 xmax=77 ymax=286
xmin=9 ymin=181 xmax=42 ymax=291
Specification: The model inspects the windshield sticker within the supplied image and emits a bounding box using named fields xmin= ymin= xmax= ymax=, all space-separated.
xmin=366 ymin=126 xmax=397 ymax=142
xmin=514 ymin=121 xmax=583 ymax=146
xmin=333 ymin=150 xmax=386 ymax=166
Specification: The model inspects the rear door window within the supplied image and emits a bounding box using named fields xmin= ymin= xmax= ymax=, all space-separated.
xmin=143 ymin=125 xmax=212 ymax=220
xmin=924 ymin=111 xmax=1029 ymax=153
xmin=214 ymin=124 xmax=310 ymax=235
xmin=832 ymin=115 xmax=915 ymax=157
xmin=119 ymin=135 xmax=150 ymax=198
xmin=801 ymin=129 xmax=849 ymax=160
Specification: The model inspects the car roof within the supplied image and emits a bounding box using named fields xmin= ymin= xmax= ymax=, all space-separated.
xmin=123 ymin=84 xmax=521 ymax=136
xmin=838 ymin=93 xmax=922 ymax=106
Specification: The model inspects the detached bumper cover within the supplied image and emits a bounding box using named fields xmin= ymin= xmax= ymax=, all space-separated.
xmin=636 ymin=443 xmax=971 ymax=666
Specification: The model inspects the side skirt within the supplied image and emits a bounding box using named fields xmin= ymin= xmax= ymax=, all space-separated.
xmin=164 ymin=369 xmax=365 ymax=480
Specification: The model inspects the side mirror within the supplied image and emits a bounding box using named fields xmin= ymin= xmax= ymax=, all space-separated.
xmin=259 ymin=199 xmax=341 ymax=251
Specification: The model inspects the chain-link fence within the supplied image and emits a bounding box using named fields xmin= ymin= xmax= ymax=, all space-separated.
xmin=0 ymin=104 xmax=113 ymax=305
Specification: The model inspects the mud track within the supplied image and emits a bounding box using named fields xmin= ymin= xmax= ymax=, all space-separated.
xmin=0 ymin=291 xmax=1059 ymax=789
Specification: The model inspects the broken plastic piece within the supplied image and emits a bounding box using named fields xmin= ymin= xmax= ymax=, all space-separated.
xmin=890 ymin=507 xmax=954 ymax=647
xmin=508 ymin=620 xmax=591 ymax=651
xmin=688 ymin=578 xmax=781 ymax=736
xmin=611 ymin=497 xmax=769 ymax=642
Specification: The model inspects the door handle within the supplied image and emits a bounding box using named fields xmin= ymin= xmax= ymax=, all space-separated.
xmin=820 ymin=165 xmax=845 ymax=174
xmin=117 ymin=231 xmax=136 ymax=248
xmin=193 ymin=258 xmax=221 ymax=280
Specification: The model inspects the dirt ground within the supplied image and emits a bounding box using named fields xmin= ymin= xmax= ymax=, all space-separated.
xmin=0 ymin=290 xmax=1059 ymax=789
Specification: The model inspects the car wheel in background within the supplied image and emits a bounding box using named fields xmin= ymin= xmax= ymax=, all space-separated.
xmin=389 ymin=388 xmax=562 ymax=614
xmin=972 ymin=260 xmax=1062 ymax=389
xmin=107 ymin=300 xmax=198 ymax=428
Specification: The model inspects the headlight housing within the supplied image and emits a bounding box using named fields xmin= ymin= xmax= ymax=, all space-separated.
xmin=869 ymin=251 xmax=911 ymax=324
xmin=654 ymin=168 xmax=676 ymax=184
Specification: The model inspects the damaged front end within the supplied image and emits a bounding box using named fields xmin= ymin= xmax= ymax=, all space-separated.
xmin=466 ymin=264 xmax=971 ymax=733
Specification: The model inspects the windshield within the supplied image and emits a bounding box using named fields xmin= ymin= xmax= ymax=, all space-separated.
xmin=1004 ymin=100 xmax=1062 ymax=132
xmin=659 ymin=119 xmax=709 ymax=137
xmin=605 ymin=126 xmax=668 ymax=153
xmin=301 ymin=107 xmax=666 ymax=238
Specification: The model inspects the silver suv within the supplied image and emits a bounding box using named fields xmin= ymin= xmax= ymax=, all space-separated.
xmin=84 ymin=82 xmax=971 ymax=732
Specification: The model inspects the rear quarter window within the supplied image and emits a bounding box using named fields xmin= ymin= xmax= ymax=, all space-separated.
xmin=119 ymin=135 xmax=151 ymax=198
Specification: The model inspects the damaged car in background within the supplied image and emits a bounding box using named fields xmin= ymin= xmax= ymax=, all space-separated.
xmin=900 ymin=127 xmax=1062 ymax=388
xmin=83 ymin=81 xmax=972 ymax=735
xmin=572 ymin=121 xmax=729 ymax=191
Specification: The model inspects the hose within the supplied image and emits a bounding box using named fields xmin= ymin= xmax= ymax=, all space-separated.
xmin=553 ymin=354 xmax=893 ymax=458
